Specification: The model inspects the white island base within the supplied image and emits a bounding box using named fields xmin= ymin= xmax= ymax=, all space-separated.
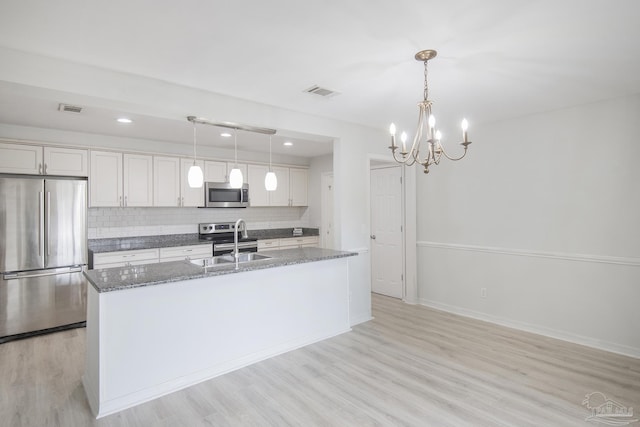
xmin=83 ymin=257 xmax=351 ymax=418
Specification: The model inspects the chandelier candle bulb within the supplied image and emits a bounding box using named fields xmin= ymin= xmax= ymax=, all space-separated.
xmin=401 ymin=132 xmax=408 ymax=153
xmin=461 ymin=119 xmax=469 ymax=143
xmin=389 ymin=123 xmax=397 ymax=148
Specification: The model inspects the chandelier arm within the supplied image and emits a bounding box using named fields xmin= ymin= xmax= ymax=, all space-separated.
xmin=438 ymin=143 xmax=469 ymax=161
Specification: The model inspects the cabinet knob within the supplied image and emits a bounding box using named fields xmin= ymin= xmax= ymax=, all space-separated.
xmin=44 ymin=163 xmax=48 ymax=174
xmin=124 ymin=195 xmax=128 ymax=207
xmin=38 ymin=163 xmax=43 ymax=174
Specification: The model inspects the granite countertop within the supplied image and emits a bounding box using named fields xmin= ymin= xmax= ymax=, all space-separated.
xmin=88 ymin=228 xmax=320 ymax=254
xmin=84 ymin=247 xmax=356 ymax=293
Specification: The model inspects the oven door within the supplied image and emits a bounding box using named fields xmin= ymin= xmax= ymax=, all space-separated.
xmin=213 ymin=241 xmax=258 ymax=256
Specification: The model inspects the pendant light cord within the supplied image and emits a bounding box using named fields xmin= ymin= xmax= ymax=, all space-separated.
xmin=192 ymin=122 xmax=197 ymax=164
xmin=234 ymin=129 xmax=238 ymax=167
xmin=269 ymin=135 xmax=272 ymax=172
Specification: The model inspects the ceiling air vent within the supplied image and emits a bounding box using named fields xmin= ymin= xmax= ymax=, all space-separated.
xmin=304 ymin=85 xmax=339 ymax=98
xmin=58 ymin=103 xmax=83 ymax=113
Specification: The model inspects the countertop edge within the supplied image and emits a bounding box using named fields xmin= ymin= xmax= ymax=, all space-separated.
xmin=85 ymin=249 xmax=357 ymax=293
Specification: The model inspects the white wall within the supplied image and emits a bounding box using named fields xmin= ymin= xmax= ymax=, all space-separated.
xmin=416 ymin=94 xmax=640 ymax=357
xmin=307 ymin=154 xmax=333 ymax=228
xmin=0 ymin=47 xmax=390 ymax=325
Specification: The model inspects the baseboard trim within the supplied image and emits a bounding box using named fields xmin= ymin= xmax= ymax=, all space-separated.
xmin=417 ymin=241 xmax=640 ymax=267
xmin=418 ymin=298 xmax=640 ymax=360
xmin=350 ymin=314 xmax=374 ymax=326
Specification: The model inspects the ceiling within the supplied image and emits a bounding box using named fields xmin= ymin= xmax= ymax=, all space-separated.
xmin=0 ymin=0 xmax=639 ymax=158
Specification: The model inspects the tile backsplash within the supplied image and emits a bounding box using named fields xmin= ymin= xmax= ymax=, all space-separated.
xmin=88 ymin=206 xmax=310 ymax=239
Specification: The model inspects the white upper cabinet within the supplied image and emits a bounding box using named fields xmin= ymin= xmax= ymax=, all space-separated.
xmin=269 ymin=166 xmax=290 ymax=206
xmin=154 ymin=156 xmax=181 ymax=207
xmin=90 ymin=150 xmax=123 ymax=207
xmin=123 ymin=154 xmax=153 ymax=207
xmin=180 ymin=158 xmax=204 ymax=207
xmin=0 ymin=142 xmax=87 ymax=176
xmin=43 ymin=146 xmax=88 ymax=177
xmin=247 ymin=164 xmax=269 ymax=207
xmin=247 ymin=164 xmax=308 ymax=207
xmin=204 ymin=160 xmax=227 ymax=183
xmin=289 ymin=168 xmax=308 ymax=206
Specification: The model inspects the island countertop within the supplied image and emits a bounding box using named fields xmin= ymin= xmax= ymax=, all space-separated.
xmin=84 ymin=247 xmax=357 ymax=293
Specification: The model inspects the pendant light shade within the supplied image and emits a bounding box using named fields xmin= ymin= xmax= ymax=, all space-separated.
xmin=229 ymin=167 xmax=243 ymax=189
xmin=265 ymin=171 xmax=277 ymax=191
xmin=229 ymin=129 xmax=244 ymax=188
xmin=188 ymin=164 xmax=204 ymax=188
xmin=265 ymin=135 xmax=278 ymax=191
xmin=188 ymin=119 xmax=204 ymax=188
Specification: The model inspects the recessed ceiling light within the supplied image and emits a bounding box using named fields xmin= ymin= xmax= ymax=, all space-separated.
xmin=117 ymin=117 xmax=132 ymax=124
xmin=220 ymin=132 xmax=232 ymax=138
xmin=283 ymin=141 xmax=293 ymax=146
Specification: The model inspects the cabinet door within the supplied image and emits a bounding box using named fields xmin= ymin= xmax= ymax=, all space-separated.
xmin=90 ymin=151 xmax=123 ymax=207
xmin=43 ymin=146 xmax=88 ymax=177
xmin=123 ymin=154 xmax=153 ymax=207
xmin=154 ymin=156 xmax=181 ymax=207
xmin=289 ymin=168 xmax=308 ymax=206
xmin=204 ymin=161 xmax=227 ymax=182
xmin=0 ymin=142 xmax=43 ymax=174
xmin=247 ymin=164 xmax=269 ymax=206
xmin=270 ymin=166 xmax=290 ymax=206
xmin=180 ymin=158 xmax=204 ymax=207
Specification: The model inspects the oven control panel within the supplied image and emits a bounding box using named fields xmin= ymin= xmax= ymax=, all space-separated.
xmin=198 ymin=222 xmax=237 ymax=235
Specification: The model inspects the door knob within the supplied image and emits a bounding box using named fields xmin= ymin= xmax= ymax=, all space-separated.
xmin=370 ymin=235 xmax=376 ymax=240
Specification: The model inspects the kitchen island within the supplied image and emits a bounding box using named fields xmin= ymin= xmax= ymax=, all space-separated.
xmin=82 ymin=247 xmax=356 ymax=418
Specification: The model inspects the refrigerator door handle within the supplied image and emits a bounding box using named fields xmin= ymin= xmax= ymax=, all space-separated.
xmin=46 ymin=191 xmax=51 ymax=256
xmin=3 ymin=266 xmax=84 ymax=280
xmin=39 ymin=191 xmax=44 ymax=256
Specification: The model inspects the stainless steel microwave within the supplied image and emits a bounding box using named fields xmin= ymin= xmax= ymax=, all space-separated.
xmin=204 ymin=182 xmax=249 ymax=208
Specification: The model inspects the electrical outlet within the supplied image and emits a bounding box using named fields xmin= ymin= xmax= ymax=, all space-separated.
xmin=480 ymin=287 xmax=487 ymax=298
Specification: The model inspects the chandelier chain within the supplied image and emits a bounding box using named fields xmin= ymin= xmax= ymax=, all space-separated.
xmin=423 ymin=60 xmax=429 ymax=101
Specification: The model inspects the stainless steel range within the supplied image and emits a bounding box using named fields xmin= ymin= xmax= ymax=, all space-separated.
xmin=198 ymin=222 xmax=258 ymax=256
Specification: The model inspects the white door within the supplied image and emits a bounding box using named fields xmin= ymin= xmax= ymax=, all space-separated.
xmin=123 ymin=154 xmax=153 ymax=207
xmin=180 ymin=158 xmax=204 ymax=207
xmin=43 ymin=146 xmax=88 ymax=177
xmin=321 ymin=173 xmax=334 ymax=249
xmin=247 ymin=164 xmax=269 ymax=206
xmin=90 ymin=150 xmax=123 ymax=207
xmin=270 ymin=166 xmax=290 ymax=206
xmin=154 ymin=156 xmax=181 ymax=207
xmin=204 ymin=161 xmax=227 ymax=182
xmin=370 ymin=166 xmax=403 ymax=298
xmin=289 ymin=168 xmax=308 ymax=206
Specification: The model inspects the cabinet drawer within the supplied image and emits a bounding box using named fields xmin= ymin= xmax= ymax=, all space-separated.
xmin=159 ymin=244 xmax=212 ymax=261
xmin=93 ymin=248 xmax=159 ymax=269
xmin=258 ymin=239 xmax=280 ymax=251
xmin=279 ymin=236 xmax=319 ymax=249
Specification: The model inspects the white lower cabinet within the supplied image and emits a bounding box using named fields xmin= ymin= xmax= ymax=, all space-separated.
xmin=92 ymin=248 xmax=160 ymax=270
xmin=159 ymin=244 xmax=212 ymax=262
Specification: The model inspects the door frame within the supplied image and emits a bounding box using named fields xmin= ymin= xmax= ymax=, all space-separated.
xmin=320 ymin=172 xmax=334 ymax=249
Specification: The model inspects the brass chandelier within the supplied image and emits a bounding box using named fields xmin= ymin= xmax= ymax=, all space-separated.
xmin=389 ymin=50 xmax=471 ymax=174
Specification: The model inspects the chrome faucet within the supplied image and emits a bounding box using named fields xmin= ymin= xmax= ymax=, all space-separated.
xmin=233 ymin=218 xmax=248 ymax=264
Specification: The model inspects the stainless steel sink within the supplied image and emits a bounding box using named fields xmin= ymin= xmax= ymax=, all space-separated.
xmin=190 ymin=253 xmax=271 ymax=267
xmin=219 ymin=253 xmax=272 ymax=263
xmin=190 ymin=257 xmax=234 ymax=267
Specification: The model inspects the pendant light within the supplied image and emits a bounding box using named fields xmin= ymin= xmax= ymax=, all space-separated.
xmin=229 ymin=129 xmax=243 ymax=188
xmin=187 ymin=120 xmax=204 ymax=188
xmin=265 ymin=135 xmax=278 ymax=191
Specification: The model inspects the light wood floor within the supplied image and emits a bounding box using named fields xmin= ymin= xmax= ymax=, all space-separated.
xmin=1 ymin=294 xmax=639 ymax=426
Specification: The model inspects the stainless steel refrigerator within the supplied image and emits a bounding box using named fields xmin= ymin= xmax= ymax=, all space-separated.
xmin=0 ymin=175 xmax=87 ymax=344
